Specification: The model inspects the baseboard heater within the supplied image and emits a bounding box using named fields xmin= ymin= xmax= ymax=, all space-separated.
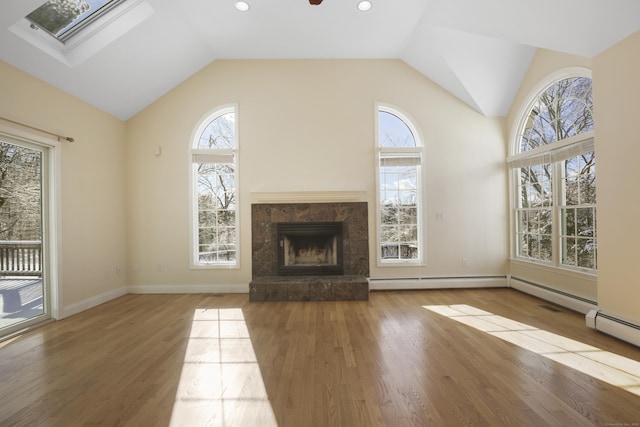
xmin=586 ymin=310 xmax=640 ymax=348
xmin=369 ymin=276 xmax=507 ymax=290
xmin=509 ymin=277 xmax=597 ymax=314
xmin=511 ymin=277 xmax=640 ymax=348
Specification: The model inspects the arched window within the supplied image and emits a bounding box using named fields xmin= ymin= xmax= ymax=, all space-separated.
xmin=190 ymin=106 xmax=239 ymax=267
xmin=509 ymin=71 xmax=596 ymax=270
xmin=376 ymin=105 xmax=423 ymax=264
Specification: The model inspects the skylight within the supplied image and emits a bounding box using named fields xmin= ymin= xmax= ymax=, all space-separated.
xmin=26 ymin=0 xmax=127 ymax=43
xmin=10 ymin=0 xmax=153 ymax=67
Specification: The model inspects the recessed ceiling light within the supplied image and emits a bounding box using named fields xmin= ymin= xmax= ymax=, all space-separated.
xmin=357 ymin=1 xmax=372 ymax=11
xmin=234 ymin=1 xmax=250 ymax=11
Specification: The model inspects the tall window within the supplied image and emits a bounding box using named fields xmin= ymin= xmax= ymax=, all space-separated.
xmin=509 ymin=73 xmax=596 ymax=271
xmin=376 ymin=105 xmax=423 ymax=264
xmin=190 ymin=107 xmax=238 ymax=267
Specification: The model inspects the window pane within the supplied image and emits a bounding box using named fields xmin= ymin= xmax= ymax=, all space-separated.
xmin=399 ymin=207 xmax=417 ymax=225
xmin=562 ymin=237 xmax=577 ymax=266
xmin=198 ymin=210 xmax=216 ymax=226
xmin=400 ymin=224 xmax=418 ymax=242
xmin=197 ymin=113 xmax=235 ymax=149
xmin=517 ymin=208 xmax=551 ymax=262
xmin=516 ymin=211 xmax=527 ymax=234
xmin=563 ymin=208 xmax=576 ymax=235
xmin=564 ymin=177 xmax=579 ymax=205
xmin=576 ymin=208 xmax=594 ymax=237
xmin=540 ymin=235 xmax=552 ymax=261
xmin=518 ymin=233 xmax=528 ymax=257
xmin=577 ymin=238 xmax=596 ymax=269
xmin=520 ymin=165 xmax=552 ymax=208
xmin=528 ymin=235 xmax=540 ymax=259
xmin=381 ymin=244 xmax=399 ymax=260
xmin=378 ymin=111 xmax=416 ymax=147
xmin=398 ymin=190 xmax=417 ymax=206
xmin=380 ymin=207 xmax=398 ymax=225
xmin=199 ymin=228 xmax=215 ymax=244
xmin=26 ymin=0 xmax=123 ymax=41
xmin=579 ymin=153 xmax=596 ymax=204
xmin=380 ymin=225 xmax=398 ymax=242
xmin=565 ymin=157 xmax=579 ymax=177
xmin=520 ymin=77 xmax=593 ymax=153
xmin=526 ymin=210 xmax=538 ymax=234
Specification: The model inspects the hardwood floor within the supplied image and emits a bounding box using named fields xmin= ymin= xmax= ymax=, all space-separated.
xmin=1 ymin=288 xmax=639 ymax=426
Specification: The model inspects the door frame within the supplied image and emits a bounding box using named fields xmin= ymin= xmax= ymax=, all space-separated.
xmin=0 ymin=123 xmax=62 ymax=334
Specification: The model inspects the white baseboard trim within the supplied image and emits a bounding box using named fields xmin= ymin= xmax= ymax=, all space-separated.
xmin=509 ymin=277 xmax=597 ymax=314
xmin=369 ymin=276 xmax=507 ymax=291
xmin=586 ymin=310 xmax=640 ymax=348
xmin=128 ymin=284 xmax=249 ymax=294
xmin=61 ymin=286 xmax=128 ymax=319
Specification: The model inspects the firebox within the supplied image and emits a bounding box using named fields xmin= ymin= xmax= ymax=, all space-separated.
xmin=277 ymin=222 xmax=344 ymax=276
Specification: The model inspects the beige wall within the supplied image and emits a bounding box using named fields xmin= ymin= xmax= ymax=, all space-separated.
xmin=2 ymin=40 xmax=637 ymax=324
xmin=126 ymin=59 xmax=508 ymax=290
xmin=593 ymin=31 xmax=640 ymax=324
xmin=0 ymin=61 xmax=127 ymax=316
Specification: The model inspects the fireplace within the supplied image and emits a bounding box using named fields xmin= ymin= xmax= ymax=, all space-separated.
xmin=250 ymin=202 xmax=369 ymax=302
xmin=277 ymin=222 xmax=343 ymax=276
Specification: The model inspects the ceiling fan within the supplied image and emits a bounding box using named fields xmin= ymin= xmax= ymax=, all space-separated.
xmin=309 ymin=0 xmax=323 ymax=4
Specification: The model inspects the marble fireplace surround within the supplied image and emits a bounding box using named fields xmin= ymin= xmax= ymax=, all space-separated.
xmin=250 ymin=193 xmax=369 ymax=301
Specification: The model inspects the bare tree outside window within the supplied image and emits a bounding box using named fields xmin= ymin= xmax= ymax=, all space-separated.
xmin=377 ymin=108 xmax=422 ymax=263
xmin=192 ymin=111 xmax=238 ymax=266
xmin=26 ymin=0 xmax=90 ymax=37
xmin=0 ymin=142 xmax=42 ymax=241
xmin=515 ymin=76 xmax=596 ymax=269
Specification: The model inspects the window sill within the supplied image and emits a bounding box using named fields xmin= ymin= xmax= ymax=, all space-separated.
xmin=509 ymin=258 xmax=597 ymax=280
xmin=377 ymin=261 xmax=426 ymax=268
xmin=190 ymin=263 xmax=240 ymax=270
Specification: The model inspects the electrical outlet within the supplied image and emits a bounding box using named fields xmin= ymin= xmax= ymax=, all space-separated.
xmin=462 ymin=258 xmax=469 ymax=268
xmin=156 ymin=263 xmax=163 ymax=272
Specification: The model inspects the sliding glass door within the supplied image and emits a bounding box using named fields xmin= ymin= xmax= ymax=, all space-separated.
xmin=0 ymin=136 xmax=50 ymax=337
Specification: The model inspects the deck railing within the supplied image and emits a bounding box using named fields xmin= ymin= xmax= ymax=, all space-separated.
xmin=0 ymin=241 xmax=42 ymax=276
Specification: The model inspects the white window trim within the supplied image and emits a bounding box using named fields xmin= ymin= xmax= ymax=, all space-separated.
xmin=188 ymin=105 xmax=240 ymax=270
xmin=508 ymin=68 xmax=597 ymax=276
xmin=375 ymin=103 xmax=425 ymax=267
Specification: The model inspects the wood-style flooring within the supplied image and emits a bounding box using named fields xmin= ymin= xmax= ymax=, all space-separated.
xmin=1 ymin=288 xmax=639 ymax=426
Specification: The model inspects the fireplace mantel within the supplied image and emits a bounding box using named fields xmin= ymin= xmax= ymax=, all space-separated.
xmin=250 ymin=191 xmax=367 ymax=204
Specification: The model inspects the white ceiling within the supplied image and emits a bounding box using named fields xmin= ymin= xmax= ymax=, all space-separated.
xmin=1 ymin=0 xmax=639 ymax=121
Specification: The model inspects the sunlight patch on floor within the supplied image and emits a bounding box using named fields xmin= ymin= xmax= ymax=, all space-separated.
xmin=423 ymin=304 xmax=640 ymax=397
xmin=170 ymin=308 xmax=278 ymax=426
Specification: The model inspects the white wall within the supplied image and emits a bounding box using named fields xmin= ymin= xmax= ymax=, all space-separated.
xmin=0 ymin=60 xmax=128 ymax=316
xmin=126 ymin=59 xmax=508 ymax=291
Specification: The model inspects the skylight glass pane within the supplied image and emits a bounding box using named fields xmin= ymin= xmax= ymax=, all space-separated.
xmin=26 ymin=0 xmax=124 ymax=42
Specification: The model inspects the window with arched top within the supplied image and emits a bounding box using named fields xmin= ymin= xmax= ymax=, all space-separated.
xmin=509 ymin=72 xmax=596 ymax=271
xmin=376 ymin=105 xmax=423 ymax=264
xmin=190 ymin=106 xmax=239 ymax=268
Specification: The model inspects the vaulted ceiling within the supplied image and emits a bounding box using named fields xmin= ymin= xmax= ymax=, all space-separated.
xmin=1 ymin=0 xmax=639 ymax=121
